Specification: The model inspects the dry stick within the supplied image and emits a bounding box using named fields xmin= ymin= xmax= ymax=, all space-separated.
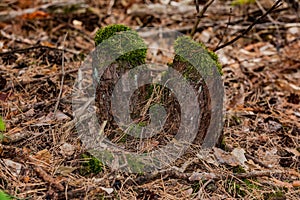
xmin=191 ymin=0 xmax=215 ymax=37
xmin=0 ymin=0 xmax=86 ymax=22
xmin=134 ymin=167 xmax=284 ymax=185
xmin=0 ymin=144 xmax=65 ymax=191
xmin=244 ymin=153 xmax=271 ymax=169
xmin=214 ymin=0 xmax=283 ymax=51
xmin=0 ymin=45 xmax=79 ymax=56
xmin=107 ymin=0 xmax=115 ymax=15
xmin=215 ymin=8 xmax=232 ymax=49
xmin=1 ymin=69 xmax=78 ymax=92
xmin=225 ymin=145 xmax=271 ymax=169
xmin=54 ymin=33 xmax=68 ymax=115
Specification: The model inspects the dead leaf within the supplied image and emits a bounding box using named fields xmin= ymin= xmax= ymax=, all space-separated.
xmin=292 ymin=180 xmax=300 ymax=187
xmin=33 ymin=149 xmax=52 ymax=164
xmin=189 ymin=172 xmax=217 ymax=181
xmin=23 ymin=175 xmax=30 ymax=183
xmin=231 ymin=148 xmax=247 ymax=167
xmin=213 ymin=147 xmax=240 ymax=167
xmin=56 ymin=166 xmax=76 ymax=176
xmin=21 ymin=11 xmax=50 ymax=20
xmin=59 ymin=143 xmax=75 ymax=156
xmin=100 ymin=187 xmax=114 ymax=194
xmin=2 ymin=159 xmax=23 ymax=176
xmin=271 ymin=178 xmax=293 ymax=188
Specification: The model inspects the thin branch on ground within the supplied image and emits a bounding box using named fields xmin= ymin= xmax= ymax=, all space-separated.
xmin=0 ymin=45 xmax=79 ymax=56
xmin=191 ymin=0 xmax=215 ymax=37
xmin=54 ymin=33 xmax=68 ymax=115
xmin=134 ymin=167 xmax=285 ymax=185
xmin=214 ymin=0 xmax=283 ymax=51
xmin=1 ymin=69 xmax=78 ymax=92
xmin=215 ymin=8 xmax=233 ymax=49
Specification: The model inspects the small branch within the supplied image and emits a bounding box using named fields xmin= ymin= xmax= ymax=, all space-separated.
xmin=214 ymin=0 xmax=283 ymax=51
xmin=107 ymin=0 xmax=115 ymax=15
xmin=0 ymin=0 xmax=86 ymax=22
xmin=215 ymin=8 xmax=233 ymax=49
xmin=2 ymin=69 xmax=78 ymax=92
xmin=54 ymin=33 xmax=68 ymax=115
xmin=0 ymin=144 xmax=65 ymax=191
xmin=191 ymin=0 xmax=215 ymax=37
xmin=134 ymin=167 xmax=285 ymax=185
xmin=0 ymin=45 xmax=79 ymax=56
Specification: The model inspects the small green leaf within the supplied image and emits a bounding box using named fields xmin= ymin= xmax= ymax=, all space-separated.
xmin=231 ymin=0 xmax=256 ymax=6
xmin=0 ymin=116 xmax=6 ymax=132
xmin=0 ymin=190 xmax=12 ymax=200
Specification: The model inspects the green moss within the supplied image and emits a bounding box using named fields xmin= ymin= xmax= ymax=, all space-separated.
xmin=80 ymin=153 xmax=103 ymax=175
xmin=94 ymin=24 xmax=147 ymax=67
xmin=226 ymin=180 xmax=246 ymax=197
xmin=219 ymin=137 xmax=227 ymax=150
xmin=118 ymin=133 xmax=128 ymax=143
xmin=191 ymin=181 xmax=201 ymax=193
xmin=95 ymin=24 xmax=130 ymax=45
xmin=173 ymin=36 xmax=223 ymax=75
xmin=138 ymin=121 xmax=147 ymax=127
xmin=232 ymin=165 xmax=246 ymax=173
xmin=125 ymin=154 xmax=145 ymax=174
xmin=243 ymin=179 xmax=260 ymax=190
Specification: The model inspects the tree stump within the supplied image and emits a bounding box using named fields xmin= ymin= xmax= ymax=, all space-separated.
xmin=89 ymin=25 xmax=224 ymax=171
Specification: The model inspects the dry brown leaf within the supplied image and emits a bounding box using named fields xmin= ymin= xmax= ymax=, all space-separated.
xmin=189 ymin=172 xmax=217 ymax=181
xmin=2 ymin=159 xmax=23 ymax=176
xmin=276 ymin=79 xmax=300 ymax=94
xmin=213 ymin=147 xmax=240 ymax=167
xmin=271 ymin=178 xmax=293 ymax=188
xmin=33 ymin=149 xmax=52 ymax=164
xmin=292 ymin=180 xmax=300 ymax=187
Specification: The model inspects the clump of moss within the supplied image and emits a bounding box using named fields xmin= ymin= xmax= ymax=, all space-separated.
xmin=173 ymin=36 xmax=222 ymax=75
xmin=232 ymin=165 xmax=246 ymax=173
xmin=94 ymin=24 xmax=147 ymax=66
xmin=95 ymin=24 xmax=130 ymax=45
xmin=80 ymin=153 xmax=103 ymax=175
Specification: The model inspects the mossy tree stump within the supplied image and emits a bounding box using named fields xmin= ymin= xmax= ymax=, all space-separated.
xmin=93 ymin=25 xmax=223 ymax=152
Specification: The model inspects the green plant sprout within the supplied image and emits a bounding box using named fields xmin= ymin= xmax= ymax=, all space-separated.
xmin=0 ymin=190 xmax=12 ymax=200
xmin=0 ymin=116 xmax=5 ymax=132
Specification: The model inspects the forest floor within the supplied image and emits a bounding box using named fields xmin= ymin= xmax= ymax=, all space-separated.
xmin=0 ymin=0 xmax=299 ymax=199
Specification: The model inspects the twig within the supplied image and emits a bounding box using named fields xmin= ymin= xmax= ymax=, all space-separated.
xmin=134 ymin=167 xmax=285 ymax=185
xmin=0 ymin=0 xmax=86 ymax=22
xmin=33 ymin=165 xmax=64 ymax=191
xmin=54 ymin=33 xmax=68 ymax=115
xmin=255 ymin=0 xmax=278 ymax=24
xmin=2 ymin=69 xmax=78 ymax=92
xmin=215 ymin=8 xmax=233 ymax=49
xmin=0 ymin=45 xmax=79 ymax=56
xmin=214 ymin=0 xmax=283 ymax=51
xmin=191 ymin=0 xmax=215 ymax=37
xmin=225 ymin=145 xmax=271 ymax=169
xmin=0 ymin=144 xmax=65 ymax=191
xmin=244 ymin=153 xmax=271 ymax=169
xmin=107 ymin=0 xmax=115 ymax=15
